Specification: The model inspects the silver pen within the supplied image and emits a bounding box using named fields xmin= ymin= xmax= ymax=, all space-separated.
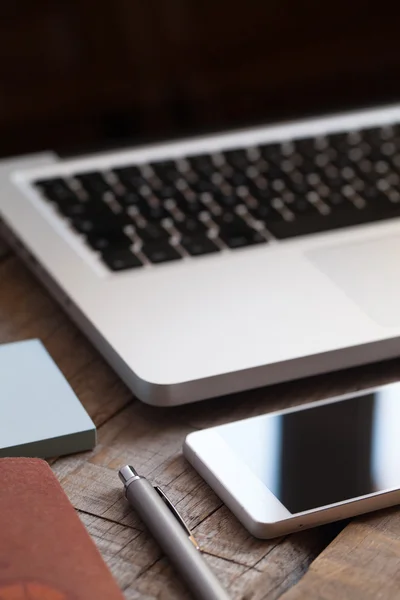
xmin=119 ymin=465 xmax=231 ymax=600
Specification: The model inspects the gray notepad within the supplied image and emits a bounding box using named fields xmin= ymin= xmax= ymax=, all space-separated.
xmin=0 ymin=339 xmax=96 ymax=458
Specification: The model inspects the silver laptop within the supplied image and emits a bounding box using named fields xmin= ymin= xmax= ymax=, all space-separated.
xmin=1 ymin=104 xmax=400 ymax=406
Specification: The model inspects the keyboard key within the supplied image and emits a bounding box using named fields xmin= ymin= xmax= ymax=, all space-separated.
xmin=219 ymin=227 xmax=266 ymax=249
xmin=175 ymin=194 xmax=206 ymax=215
xmin=113 ymin=166 xmax=147 ymax=189
xmin=212 ymin=212 xmax=266 ymax=247
xmin=326 ymin=192 xmax=352 ymax=208
xmin=140 ymin=200 xmax=168 ymax=221
xmin=152 ymin=185 xmax=182 ymax=201
xmin=224 ymin=149 xmax=249 ymax=170
xmin=329 ymin=132 xmax=351 ymax=153
xmin=174 ymin=217 xmax=206 ymax=237
xmin=57 ymin=201 xmax=88 ymax=218
xmin=86 ymin=231 xmax=132 ymax=252
xmin=181 ymin=235 xmax=220 ymax=256
xmin=59 ymin=199 xmax=110 ymax=219
xmin=361 ymin=184 xmax=384 ymax=202
xmin=214 ymin=193 xmax=241 ymax=208
xmin=286 ymin=178 xmax=310 ymax=195
xmin=71 ymin=217 xmax=101 ymax=234
xmin=259 ymin=143 xmax=282 ymax=163
xmin=224 ymin=170 xmax=249 ymax=187
xmin=248 ymin=203 xmax=283 ymax=222
xmin=188 ymin=155 xmax=216 ymax=177
xmin=288 ymin=197 xmax=319 ymax=216
xmin=72 ymin=211 xmax=127 ymax=235
xmin=189 ymin=178 xmax=221 ymax=194
xmin=261 ymin=162 xmax=284 ymax=179
xmin=294 ymin=138 xmax=316 ymax=158
xmin=35 ymin=178 xmax=77 ymax=204
xmin=334 ymin=155 xmax=355 ymax=170
xmin=150 ymin=161 xmax=180 ymax=183
xmin=213 ymin=212 xmax=248 ymax=230
xmin=116 ymin=191 xmax=144 ymax=206
xmin=102 ymin=249 xmax=143 ymax=271
xmin=142 ymin=242 xmax=182 ymax=264
xmin=361 ymin=127 xmax=385 ymax=144
xmin=266 ymin=214 xmax=335 ymax=238
xmin=136 ymin=223 xmax=170 ymax=244
xmin=75 ymin=172 xmax=111 ymax=196
xmin=248 ymin=183 xmax=275 ymax=203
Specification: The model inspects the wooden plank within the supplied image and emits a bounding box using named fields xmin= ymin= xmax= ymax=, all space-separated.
xmin=52 ymin=399 xmax=345 ymax=599
xmin=194 ymin=504 xmax=343 ymax=569
xmin=0 ymin=256 xmax=132 ymax=426
xmin=122 ymin=552 xmax=249 ymax=600
xmin=52 ymin=402 xmax=222 ymax=531
xmin=280 ymin=506 xmax=400 ymax=600
xmin=78 ymin=512 xmax=161 ymax=593
xmin=80 ymin=509 xmax=340 ymax=600
xmin=195 ymin=507 xmax=344 ymax=600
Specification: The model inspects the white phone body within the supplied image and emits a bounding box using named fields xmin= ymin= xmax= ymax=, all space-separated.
xmin=183 ymin=383 xmax=400 ymax=538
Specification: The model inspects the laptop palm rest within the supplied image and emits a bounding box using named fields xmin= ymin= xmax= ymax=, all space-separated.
xmin=306 ymin=234 xmax=400 ymax=328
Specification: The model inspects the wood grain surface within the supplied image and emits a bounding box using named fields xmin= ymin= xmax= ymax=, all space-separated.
xmin=1 ymin=248 xmax=400 ymax=599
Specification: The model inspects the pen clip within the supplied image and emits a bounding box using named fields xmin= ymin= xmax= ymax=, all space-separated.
xmin=154 ymin=486 xmax=200 ymax=550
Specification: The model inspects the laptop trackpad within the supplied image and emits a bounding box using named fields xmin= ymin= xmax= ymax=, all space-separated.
xmin=306 ymin=235 xmax=400 ymax=328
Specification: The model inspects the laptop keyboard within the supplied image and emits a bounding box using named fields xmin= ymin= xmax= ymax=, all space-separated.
xmin=34 ymin=124 xmax=400 ymax=271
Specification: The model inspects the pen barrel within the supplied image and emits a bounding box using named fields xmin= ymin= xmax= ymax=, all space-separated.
xmin=126 ymin=478 xmax=231 ymax=600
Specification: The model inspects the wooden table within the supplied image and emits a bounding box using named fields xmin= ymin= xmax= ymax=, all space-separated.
xmin=2 ymin=248 xmax=400 ymax=600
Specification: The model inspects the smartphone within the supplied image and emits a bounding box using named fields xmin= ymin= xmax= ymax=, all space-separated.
xmin=183 ymin=383 xmax=400 ymax=538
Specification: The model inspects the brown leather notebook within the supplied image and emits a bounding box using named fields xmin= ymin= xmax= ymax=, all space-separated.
xmin=0 ymin=458 xmax=124 ymax=599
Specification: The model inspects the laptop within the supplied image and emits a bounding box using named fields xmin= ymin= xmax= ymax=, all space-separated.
xmin=1 ymin=104 xmax=400 ymax=406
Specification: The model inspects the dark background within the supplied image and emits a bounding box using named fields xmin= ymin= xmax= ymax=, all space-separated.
xmin=1 ymin=1 xmax=400 ymax=158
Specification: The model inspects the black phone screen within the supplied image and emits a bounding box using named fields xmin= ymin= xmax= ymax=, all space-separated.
xmin=218 ymin=386 xmax=400 ymax=513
